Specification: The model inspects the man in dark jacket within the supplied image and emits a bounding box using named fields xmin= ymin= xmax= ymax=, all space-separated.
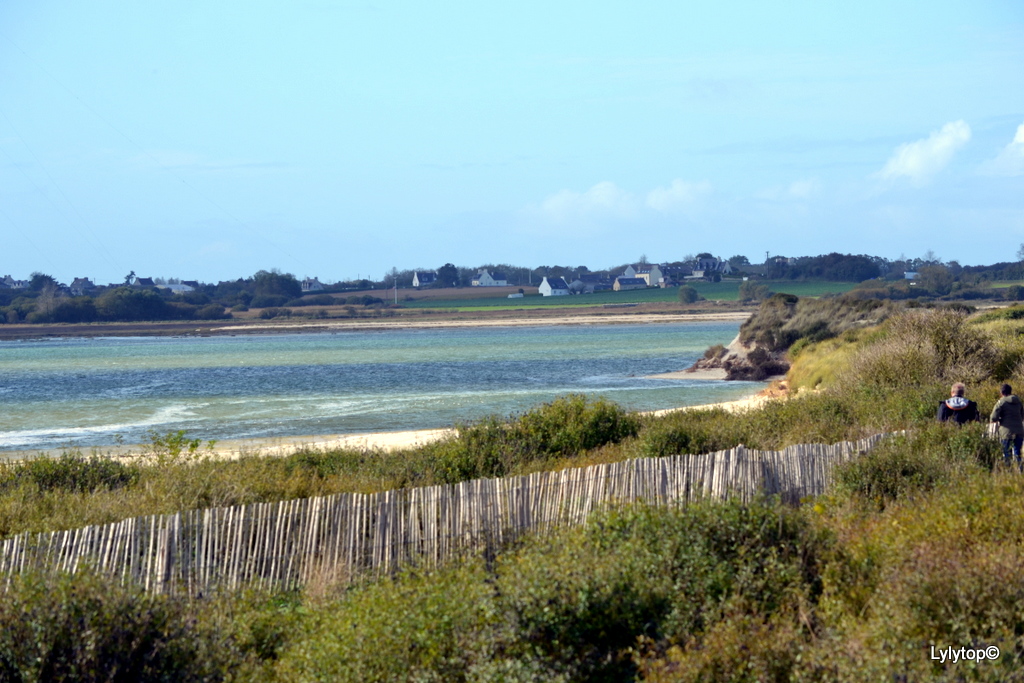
xmin=937 ymin=382 xmax=980 ymax=424
xmin=991 ymin=383 xmax=1024 ymax=470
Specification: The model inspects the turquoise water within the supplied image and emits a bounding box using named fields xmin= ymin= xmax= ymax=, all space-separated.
xmin=0 ymin=322 xmax=759 ymax=451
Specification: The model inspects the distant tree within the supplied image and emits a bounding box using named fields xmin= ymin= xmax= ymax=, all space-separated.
xmin=729 ymin=255 xmax=750 ymax=266
xmin=252 ymin=270 xmax=302 ymax=299
xmin=124 ymin=271 xmax=136 ymax=286
xmin=34 ymin=281 xmax=60 ymax=318
xmin=695 ymin=252 xmax=714 ymax=260
xmin=917 ymin=265 xmax=954 ymax=295
xmin=677 ymin=285 xmax=701 ymax=304
xmin=50 ymin=297 xmax=98 ymax=323
xmin=1018 ymin=243 xmax=1024 ymax=262
xmin=436 ymin=263 xmax=459 ymax=288
xmin=95 ymin=287 xmax=172 ymax=321
xmin=638 ymin=254 xmax=649 ymax=265
xmin=29 ymin=272 xmax=58 ymax=292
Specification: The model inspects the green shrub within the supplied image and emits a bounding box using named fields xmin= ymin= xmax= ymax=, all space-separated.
xmin=275 ymin=563 xmax=497 ymax=682
xmin=0 ymin=570 xmax=235 ymax=681
xmin=194 ymin=303 xmax=229 ymax=319
xmin=678 ymin=285 xmax=701 ymax=304
xmin=832 ymin=424 xmax=993 ymax=508
xmin=426 ymin=395 xmax=641 ymax=483
xmin=702 ymin=343 xmax=726 ymax=360
xmin=638 ymin=408 xmax=746 ymax=458
xmin=0 ymin=454 xmax=140 ymax=494
xmin=250 ymin=294 xmax=289 ymax=308
xmin=258 ymin=307 xmax=292 ymax=319
xmin=737 ymin=281 xmax=772 ymax=302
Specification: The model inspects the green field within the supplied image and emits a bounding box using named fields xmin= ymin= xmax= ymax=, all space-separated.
xmin=401 ymin=280 xmax=857 ymax=309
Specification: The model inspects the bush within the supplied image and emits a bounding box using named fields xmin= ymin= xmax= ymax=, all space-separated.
xmin=638 ymin=408 xmax=746 ymax=458
xmin=250 ymin=294 xmax=289 ymax=308
xmin=50 ymin=297 xmax=99 ymax=323
xmin=832 ymin=424 xmax=993 ymax=508
xmin=0 ymin=454 xmax=140 ymax=494
xmin=259 ymin=307 xmax=292 ymax=319
xmin=426 ymin=395 xmax=641 ymax=483
xmin=194 ymin=304 xmax=230 ymax=319
xmin=0 ymin=571 xmax=234 ymax=681
xmin=702 ymin=344 xmax=726 ymax=360
xmin=738 ymin=281 xmax=772 ymax=302
xmin=677 ymin=285 xmax=701 ymax=304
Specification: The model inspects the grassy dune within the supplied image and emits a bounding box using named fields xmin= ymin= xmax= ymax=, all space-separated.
xmin=2 ymin=301 xmax=1024 ymax=680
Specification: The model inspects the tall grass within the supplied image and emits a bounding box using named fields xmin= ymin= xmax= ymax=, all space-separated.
xmin=2 ymin=302 xmax=1024 ymax=680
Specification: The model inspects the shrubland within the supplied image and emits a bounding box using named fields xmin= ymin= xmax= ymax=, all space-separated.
xmin=1 ymin=303 xmax=1024 ymax=679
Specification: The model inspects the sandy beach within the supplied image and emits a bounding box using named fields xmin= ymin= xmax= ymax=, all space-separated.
xmin=0 ymin=390 xmax=775 ymax=463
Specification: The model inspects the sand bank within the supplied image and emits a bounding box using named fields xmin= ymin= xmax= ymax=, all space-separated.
xmin=209 ymin=310 xmax=750 ymax=334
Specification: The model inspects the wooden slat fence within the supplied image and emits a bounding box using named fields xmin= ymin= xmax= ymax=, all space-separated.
xmin=0 ymin=434 xmax=887 ymax=594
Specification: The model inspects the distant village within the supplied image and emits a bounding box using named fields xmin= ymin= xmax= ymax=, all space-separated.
xmin=2 ymin=251 xmax=1020 ymax=325
xmin=0 ymin=252 xmax=864 ymax=300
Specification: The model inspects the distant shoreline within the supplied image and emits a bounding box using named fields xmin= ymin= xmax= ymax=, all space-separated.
xmin=0 ymin=308 xmax=750 ymax=341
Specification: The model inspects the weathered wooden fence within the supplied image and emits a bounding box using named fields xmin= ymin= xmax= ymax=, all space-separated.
xmin=0 ymin=434 xmax=887 ymax=594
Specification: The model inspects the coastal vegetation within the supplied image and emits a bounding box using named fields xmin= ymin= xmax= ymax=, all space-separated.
xmin=1 ymin=300 xmax=1024 ymax=679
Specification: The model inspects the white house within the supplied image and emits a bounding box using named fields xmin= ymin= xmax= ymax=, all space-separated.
xmin=413 ymin=272 xmax=437 ymax=288
xmin=634 ymin=264 xmax=664 ymax=287
xmin=539 ymin=276 xmax=570 ymax=296
xmin=471 ymin=269 xmax=507 ymax=287
xmin=301 ymin=277 xmax=325 ymax=292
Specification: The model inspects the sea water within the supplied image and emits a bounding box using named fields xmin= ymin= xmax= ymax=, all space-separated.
xmin=0 ymin=321 xmax=761 ymax=452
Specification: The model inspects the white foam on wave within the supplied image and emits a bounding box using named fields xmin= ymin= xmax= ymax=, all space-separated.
xmin=0 ymin=402 xmax=206 ymax=449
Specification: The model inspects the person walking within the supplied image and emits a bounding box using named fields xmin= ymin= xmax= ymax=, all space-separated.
xmin=937 ymin=382 xmax=980 ymax=424
xmin=991 ymin=383 xmax=1024 ymax=470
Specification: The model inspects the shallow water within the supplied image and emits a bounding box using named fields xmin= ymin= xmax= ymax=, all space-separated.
xmin=0 ymin=322 xmax=760 ymax=451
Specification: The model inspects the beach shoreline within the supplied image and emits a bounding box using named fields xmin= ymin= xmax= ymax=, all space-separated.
xmin=1 ymin=388 xmax=777 ymax=462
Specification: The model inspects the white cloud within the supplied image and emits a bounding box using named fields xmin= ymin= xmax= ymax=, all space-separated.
xmin=539 ymin=181 xmax=636 ymax=222
xmin=979 ymin=122 xmax=1024 ymax=177
xmin=877 ymin=120 xmax=971 ymax=186
xmin=755 ymin=178 xmax=820 ymax=201
xmin=646 ymin=179 xmax=712 ymax=211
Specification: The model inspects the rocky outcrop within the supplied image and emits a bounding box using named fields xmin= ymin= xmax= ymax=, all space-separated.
xmin=688 ymin=333 xmax=790 ymax=381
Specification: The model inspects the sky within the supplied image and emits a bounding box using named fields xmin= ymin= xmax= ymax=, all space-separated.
xmin=1 ymin=1 xmax=1022 ymax=285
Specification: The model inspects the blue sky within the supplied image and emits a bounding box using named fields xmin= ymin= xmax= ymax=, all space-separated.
xmin=1 ymin=1 xmax=1022 ymax=284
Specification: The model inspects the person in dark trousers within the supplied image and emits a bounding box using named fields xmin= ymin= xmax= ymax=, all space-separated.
xmin=937 ymin=382 xmax=980 ymax=424
xmin=991 ymin=383 xmax=1024 ymax=470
